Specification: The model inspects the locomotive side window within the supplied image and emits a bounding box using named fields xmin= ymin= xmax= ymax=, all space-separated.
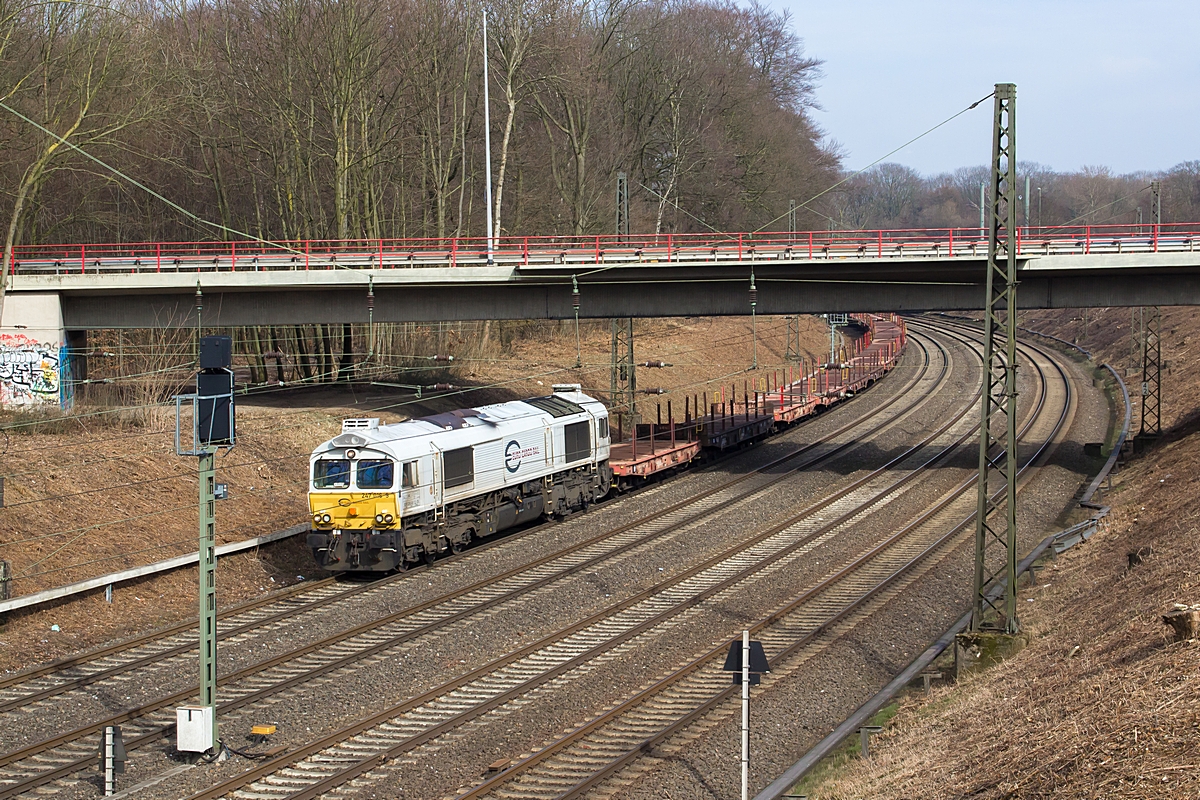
xmin=357 ymin=459 xmax=394 ymax=489
xmin=402 ymin=460 xmax=419 ymax=488
xmin=313 ymin=459 xmax=350 ymax=489
xmin=564 ymin=421 xmax=591 ymax=462
xmin=598 ymin=417 xmax=609 ymax=440
xmin=443 ymin=447 xmax=474 ymax=488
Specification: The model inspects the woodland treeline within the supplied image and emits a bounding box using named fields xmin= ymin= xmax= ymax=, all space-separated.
xmin=830 ymin=161 xmax=1200 ymax=232
xmin=3 ymin=0 xmax=1197 ymax=260
xmin=0 ymin=0 xmax=836 ymax=262
xmin=5 ymin=0 xmax=1199 ymax=410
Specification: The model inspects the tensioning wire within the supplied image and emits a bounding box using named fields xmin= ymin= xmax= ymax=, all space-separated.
xmin=752 ymin=90 xmax=998 ymax=234
xmin=634 ymin=181 xmax=722 ymax=234
xmin=0 ymin=101 xmax=294 ymax=254
xmin=0 ymin=361 xmax=597 ymax=458
xmin=1056 ymin=184 xmax=1151 ymax=228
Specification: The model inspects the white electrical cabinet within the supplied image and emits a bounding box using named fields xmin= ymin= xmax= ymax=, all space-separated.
xmin=176 ymin=705 xmax=215 ymax=753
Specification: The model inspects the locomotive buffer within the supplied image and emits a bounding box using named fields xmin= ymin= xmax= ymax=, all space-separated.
xmin=173 ymin=335 xmax=236 ymax=756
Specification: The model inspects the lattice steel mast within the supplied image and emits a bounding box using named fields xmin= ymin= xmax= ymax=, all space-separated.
xmin=611 ymin=317 xmax=635 ymax=421
xmin=611 ymin=172 xmax=635 ymax=423
xmin=972 ymin=83 xmax=1020 ymax=634
xmin=1138 ymin=181 xmax=1163 ymax=445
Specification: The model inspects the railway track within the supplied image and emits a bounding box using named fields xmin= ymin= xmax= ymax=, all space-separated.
xmin=0 ymin=333 xmax=955 ymax=799
xmin=162 ymin=324 xmax=1030 ymax=800
xmin=0 ymin=327 xmax=913 ymax=721
xmin=448 ymin=326 xmax=1074 ymax=799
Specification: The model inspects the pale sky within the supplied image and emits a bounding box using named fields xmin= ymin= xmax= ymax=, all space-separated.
xmin=771 ymin=0 xmax=1200 ymax=176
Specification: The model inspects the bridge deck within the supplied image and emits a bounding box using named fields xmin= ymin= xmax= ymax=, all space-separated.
xmin=6 ymin=223 xmax=1198 ymax=275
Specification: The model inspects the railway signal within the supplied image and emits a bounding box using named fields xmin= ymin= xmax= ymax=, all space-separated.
xmin=173 ymin=335 xmax=236 ymax=755
xmin=724 ymin=631 xmax=770 ymax=800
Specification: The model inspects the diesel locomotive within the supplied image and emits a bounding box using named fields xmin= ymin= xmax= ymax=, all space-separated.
xmin=307 ymin=384 xmax=613 ymax=572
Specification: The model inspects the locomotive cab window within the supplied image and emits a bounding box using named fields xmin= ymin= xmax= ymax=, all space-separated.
xmin=401 ymin=460 xmax=419 ymax=488
xmin=357 ymin=459 xmax=394 ymax=489
xmin=564 ymin=421 xmax=591 ymax=462
xmin=313 ymin=459 xmax=350 ymax=489
xmin=443 ymin=447 xmax=474 ymax=488
xmin=598 ymin=417 xmax=609 ymax=440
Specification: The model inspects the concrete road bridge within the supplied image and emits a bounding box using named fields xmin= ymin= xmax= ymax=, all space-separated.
xmin=1 ymin=223 xmax=1198 ymax=408
xmin=3 ymin=223 xmax=1200 ymax=330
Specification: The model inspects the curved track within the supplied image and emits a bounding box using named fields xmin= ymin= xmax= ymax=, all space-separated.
xmin=0 ymin=334 xmax=953 ymax=799
xmin=449 ymin=323 xmax=1073 ymax=800
xmin=167 ymin=322 xmax=1061 ymax=800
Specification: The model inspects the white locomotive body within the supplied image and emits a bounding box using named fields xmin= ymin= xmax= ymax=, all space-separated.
xmin=307 ymin=384 xmax=612 ymax=572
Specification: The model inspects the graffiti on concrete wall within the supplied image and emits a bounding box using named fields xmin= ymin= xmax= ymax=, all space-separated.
xmin=0 ymin=334 xmax=62 ymax=407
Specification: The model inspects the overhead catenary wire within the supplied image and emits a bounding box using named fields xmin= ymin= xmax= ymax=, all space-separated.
xmin=2 ymin=318 xmax=838 ymax=580
xmin=0 ymin=101 xmax=293 ymax=255
xmin=1056 ymin=184 xmax=1152 ymax=228
xmin=0 ymin=314 xmax=814 ymax=461
xmin=751 ymin=90 xmax=998 ymax=235
xmin=2 ymin=315 xmax=815 ymax=497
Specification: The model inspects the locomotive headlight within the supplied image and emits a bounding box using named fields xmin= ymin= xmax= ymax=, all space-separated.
xmin=384 ymin=513 xmax=394 ymax=524
xmin=321 ymin=513 xmax=332 ymax=524
xmin=375 ymin=513 xmax=385 ymax=524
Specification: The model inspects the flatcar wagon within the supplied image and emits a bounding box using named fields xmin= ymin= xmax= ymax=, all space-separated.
xmin=307 ymin=384 xmax=613 ymax=572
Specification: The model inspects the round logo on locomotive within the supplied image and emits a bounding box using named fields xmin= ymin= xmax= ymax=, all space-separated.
xmin=504 ymin=440 xmax=522 ymax=473
xmin=504 ymin=440 xmax=540 ymax=473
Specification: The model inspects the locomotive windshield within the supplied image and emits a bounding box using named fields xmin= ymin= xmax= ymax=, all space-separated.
xmin=313 ymin=459 xmax=350 ymax=489
xmin=356 ymin=459 xmax=394 ymax=489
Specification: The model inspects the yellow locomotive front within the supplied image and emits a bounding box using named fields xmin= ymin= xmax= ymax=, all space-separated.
xmin=307 ymin=447 xmax=402 ymax=571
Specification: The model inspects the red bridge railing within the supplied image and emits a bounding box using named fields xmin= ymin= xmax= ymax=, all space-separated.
xmin=7 ymin=223 xmax=1199 ymax=275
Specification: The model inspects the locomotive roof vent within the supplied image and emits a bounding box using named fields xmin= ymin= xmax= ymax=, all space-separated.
xmin=342 ymin=418 xmax=380 ymax=433
xmin=552 ymin=383 xmax=583 ymax=395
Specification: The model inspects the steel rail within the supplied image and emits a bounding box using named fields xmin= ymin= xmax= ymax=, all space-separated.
xmin=461 ymin=322 xmax=1071 ymax=800
xmin=0 ymin=512 xmax=568 ymax=713
xmin=755 ymin=345 xmax=1101 ymax=800
xmin=0 ymin=335 xmax=933 ymax=797
xmin=0 ymin=413 xmax=721 ymax=712
xmin=0 ymin=328 xmax=903 ymax=709
xmin=0 ymin=575 xmax=333 ymax=691
xmin=178 ymin=330 xmax=990 ymax=800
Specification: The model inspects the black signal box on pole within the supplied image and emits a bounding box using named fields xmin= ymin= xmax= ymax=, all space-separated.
xmin=200 ymin=336 xmax=233 ymax=369
xmin=723 ymin=639 xmax=770 ymax=685
xmin=198 ymin=336 xmax=235 ymax=447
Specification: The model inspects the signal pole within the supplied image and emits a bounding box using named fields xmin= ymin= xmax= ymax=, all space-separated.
xmin=174 ymin=336 xmax=235 ymax=755
xmin=482 ymin=12 xmax=495 ymax=265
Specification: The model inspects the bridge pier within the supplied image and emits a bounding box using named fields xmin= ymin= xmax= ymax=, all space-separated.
xmin=0 ymin=291 xmax=78 ymax=409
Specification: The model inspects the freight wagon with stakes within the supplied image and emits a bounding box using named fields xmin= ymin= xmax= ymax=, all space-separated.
xmin=307 ymin=315 xmax=907 ymax=573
